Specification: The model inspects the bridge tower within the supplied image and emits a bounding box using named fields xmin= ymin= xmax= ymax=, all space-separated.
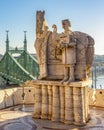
xmin=24 ymin=31 xmax=27 ymax=52
xmin=5 ymin=31 xmax=10 ymax=84
xmin=0 ymin=31 xmax=39 ymax=85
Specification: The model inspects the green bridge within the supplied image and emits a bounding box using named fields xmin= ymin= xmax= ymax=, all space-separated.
xmin=0 ymin=31 xmax=39 ymax=85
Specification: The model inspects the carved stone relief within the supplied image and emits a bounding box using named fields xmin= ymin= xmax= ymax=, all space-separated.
xmin=34 ymin=11 xmax=95 ymax=82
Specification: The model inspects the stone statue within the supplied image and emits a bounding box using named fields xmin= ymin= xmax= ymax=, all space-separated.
xmin=59 ymin=19 xmax=76 ymax=84
xmin=34 ymin=10 xmax=94 ymax=82
xmin=33 ymin=11 xmax=93 ymax=125
xmin=35 ymin=11 xmax=52 ymax=79
xmin=36 ymin=10 xmax=45 ymax=36
xmin=51 ymin=24 xmax=61 ymax=61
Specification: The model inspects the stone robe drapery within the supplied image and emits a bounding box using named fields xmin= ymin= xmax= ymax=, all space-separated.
xmin=35 ymin=31 xmax=51 ymax=79
xmin=61 ymin=34 xmax=76 ymax=65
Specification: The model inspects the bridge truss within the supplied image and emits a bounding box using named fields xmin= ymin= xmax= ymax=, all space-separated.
xmin=0 ymin=31 xmax=39 ymax=85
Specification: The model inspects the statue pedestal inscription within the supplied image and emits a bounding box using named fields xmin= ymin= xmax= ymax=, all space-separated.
xmin=32 ymin=80 xmax=91 ymax=126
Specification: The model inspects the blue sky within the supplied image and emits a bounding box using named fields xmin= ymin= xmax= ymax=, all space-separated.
xmin=0 ymin=0 xmax=104 ymax=54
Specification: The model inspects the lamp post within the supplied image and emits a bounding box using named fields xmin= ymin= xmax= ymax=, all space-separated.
xmin=21 ymin=83 xmax=25 ymax=111
xmin=91 ymin=67 xmax=94 ymax=88
xmin=94 ymin=65 xmax=97 ymax=89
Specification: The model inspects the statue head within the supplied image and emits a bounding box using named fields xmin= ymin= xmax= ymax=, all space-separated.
xmin=52 ymin=24 xmax=57 ymax=32
xmin=62 ymin=19 xmax=71 ymax=31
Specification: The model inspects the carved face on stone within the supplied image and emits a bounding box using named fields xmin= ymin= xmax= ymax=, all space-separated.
xmin=52 ymin=24 xmax=57 ymax=32
xmin=62 ymin=19 xmax=71 ymax=31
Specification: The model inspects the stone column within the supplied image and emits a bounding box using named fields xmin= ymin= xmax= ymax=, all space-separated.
xmin=64 ymin=86 xmax=73 ymax=124
xmin=41 ymin=85 xmax=48 ymax=119
xmin=34 ymin=85 xmax=42 ymax=118
xmin=59 ymin=86 xmax=65 ymax=122
xmin=32 ymin=80 xmax=90 ymax=125
xmin=84 ymin=86 xmax=90 ymax=122
xmin=81 ymin=87 xmax=86 ymax=123
xmin=48 ymin=85 xmax=52 ymax=120
xmin=73 ymin=87 xmax=85 ymax=126
xmin=52 ymin=85 xmax=60 ymax=121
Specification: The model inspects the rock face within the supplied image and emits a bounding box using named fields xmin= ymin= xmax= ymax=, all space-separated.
xmin=33 ymin=10 xmax=94 ymax=126
xmin=34 ymin=11 xmax=94 ymax=83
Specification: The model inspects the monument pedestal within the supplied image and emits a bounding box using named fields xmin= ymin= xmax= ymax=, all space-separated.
xmin=32 ymin=80 xmax=91 ymax=126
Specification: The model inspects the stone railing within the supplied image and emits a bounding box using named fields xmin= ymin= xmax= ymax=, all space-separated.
xmin=0 ymin=83 xmax=104 ymax=111
xmin=30 ymin=80 xmax=91 ymax=126
xmin=0 ymin=87 xmax=35 ymax=109
xmin=89 ymin=89 xmax=104 ymax=107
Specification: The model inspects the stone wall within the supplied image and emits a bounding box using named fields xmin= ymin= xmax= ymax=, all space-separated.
xmin=0 ymin=86 xmax=104 ymax=110
xmin=0 ymin=87 xmax=35 ymax=109
xmin=89 ymin=89 xmax=95 ymax=106
xmin=89 ymin=89 xmax=104 ymax=107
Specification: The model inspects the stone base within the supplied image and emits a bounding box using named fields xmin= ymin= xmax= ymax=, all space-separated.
xmin=64 ymin=120 xmax=73 ymax=125
xmin=31 ymin=80 xmax=91 ymax=126
xmin=33 ymin=113 xmax=41 ymax=119
xmin=74 ymin=121 xmax=86 ymax=126
xmin=41 ymin=114 xmax=48 ymax=119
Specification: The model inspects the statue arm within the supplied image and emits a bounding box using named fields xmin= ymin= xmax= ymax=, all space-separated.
xmin=68 ymin=35 xmax=76 ymax=47
xmin=68 ymin=42 xmax=76 ymax=47
xmin=57 ymin=33 xmax=76 ymax=48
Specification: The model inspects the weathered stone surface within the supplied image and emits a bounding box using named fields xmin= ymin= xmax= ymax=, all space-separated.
xmin=64 ymin=87 xmax=73 ymax=124
xmin=59 ymin=86 xmax=65 ymax=122
xmin=31 ymin=79 xmax=92 ymax=87
xmin=0 ymin=90 xmax=5 ymax=109
xmin=5 ymin=89 xmax=14 ymax=107
xmin=34 ymin=85 xmax=42 ymax=118
xmin=0 ymin=87 xmax=35 ymax=110
xmin=34 ymin=11 xmax=95 ymax=82
xmin=32 ymin=80 xmax=90 ymax=125
xmin=47 ymin=85 xmax=52 ymax=120
xmin=41 ymin=85 xmax=48 ymax=119
xmin=52 ymin=85 xmax=60 ymax=121
xmin=33 ymin=10 xmax=95 ymax=126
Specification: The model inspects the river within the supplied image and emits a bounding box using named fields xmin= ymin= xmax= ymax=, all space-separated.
xmin=91 ymin=75 xmax=104 ymax=89
xmin=90 ymin=75 xmax=104 ymax=89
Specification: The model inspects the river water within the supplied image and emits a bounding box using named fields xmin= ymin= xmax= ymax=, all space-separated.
xmin=91 ymin=75 xmax=104 ymax=89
